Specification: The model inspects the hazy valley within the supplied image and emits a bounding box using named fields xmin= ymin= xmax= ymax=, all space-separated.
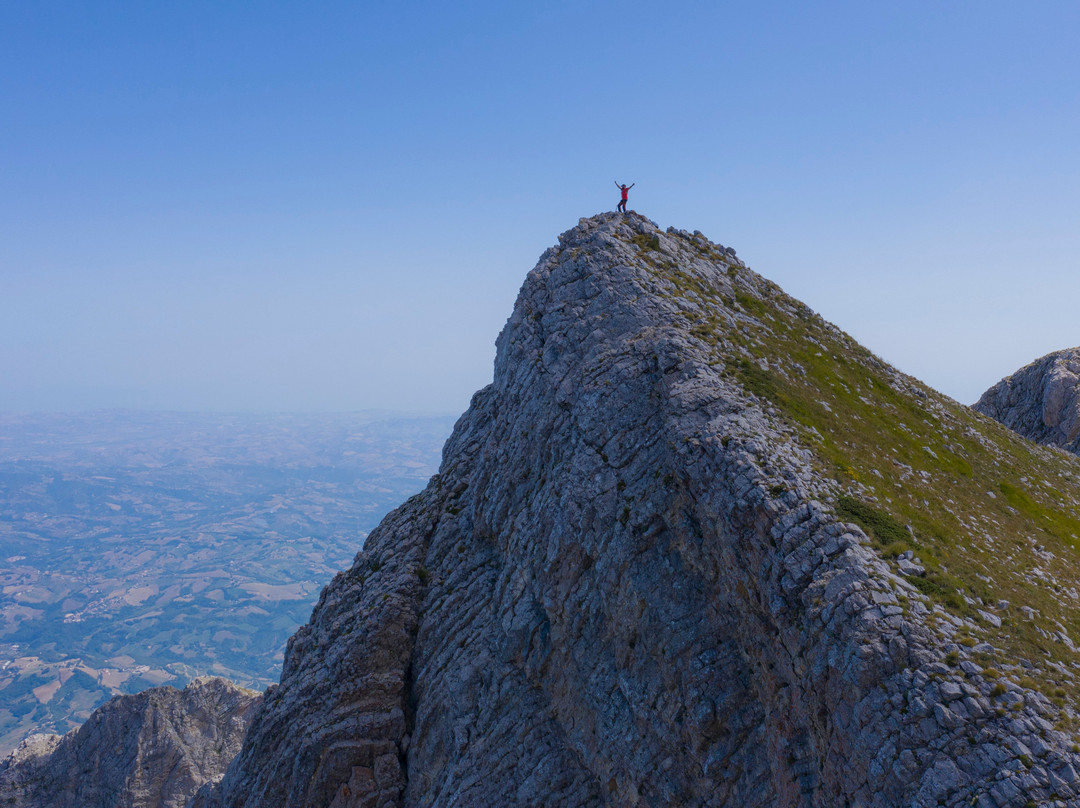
xmin=0 ymin=410 xmax=454 ymax=755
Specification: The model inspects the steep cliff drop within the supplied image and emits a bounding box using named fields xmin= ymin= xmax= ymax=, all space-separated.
xmin=192 ymin=213 xmax=1080 ymax=808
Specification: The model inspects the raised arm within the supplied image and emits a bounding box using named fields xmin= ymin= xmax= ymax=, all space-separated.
xmin=628 ymin=183 xmax=635 ymax=189
xmin=614 ymin=180 xmax=621 ymax=188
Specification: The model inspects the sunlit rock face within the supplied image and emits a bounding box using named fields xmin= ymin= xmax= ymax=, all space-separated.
xmin=976 ymin=347 xmax=1080 ymax=455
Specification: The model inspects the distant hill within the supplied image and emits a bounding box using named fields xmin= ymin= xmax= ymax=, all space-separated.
xmin=0 ymin=410 xmax=453 ymax=755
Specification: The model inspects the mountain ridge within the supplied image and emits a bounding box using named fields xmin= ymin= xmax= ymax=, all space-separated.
xmin=198 ymin=212 xmax=1080 ymax=807
xmin=10 ymin=212 xmax=1080 ymax=807
xmin=0 ymin=677 xmax=259 ymax=807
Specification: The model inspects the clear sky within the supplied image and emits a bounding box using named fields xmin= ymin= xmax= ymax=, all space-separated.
xmin=3 ymin=1 xmax=1079 ymax=415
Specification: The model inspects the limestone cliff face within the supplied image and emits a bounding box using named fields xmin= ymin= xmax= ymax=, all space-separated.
xmin=0 ymin=677 xmax=259 ymax=808
xmin=975 ymin=348 xmax=1080 ymax=455
xmin=194 ymin=213 xmax=1080 ymax=808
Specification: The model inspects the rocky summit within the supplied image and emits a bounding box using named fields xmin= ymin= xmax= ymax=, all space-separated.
xmin=14 ymin=212 xmax=1080 ymax=807
xmin=976 ymin=348 xmax=1080 ymax=457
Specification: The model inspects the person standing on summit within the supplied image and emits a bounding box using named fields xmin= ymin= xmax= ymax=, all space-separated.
xmin=615 ymin=181 xmax=634 ymax=213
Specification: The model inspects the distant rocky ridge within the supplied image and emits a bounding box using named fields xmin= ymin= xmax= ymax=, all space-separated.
xmin=13 ymin=213 xmax=1080 ymax=807
xmin=975 ymin=348 xmax=1080 ymax=456
xmin=0 ymin=677 xmax=258 ymax=807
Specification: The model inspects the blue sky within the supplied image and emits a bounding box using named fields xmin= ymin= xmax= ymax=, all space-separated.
xmin=3 ymin=1 xmax=1079 ymax=414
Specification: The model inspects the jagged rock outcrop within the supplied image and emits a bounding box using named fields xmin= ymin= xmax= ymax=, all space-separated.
xmin=975 ymin=348 xmax=1080 ymax=455
xmin=191 ymin=213 xmax=1080 ymax=808
xmin=0 ymin=677 xmax=259 ymax=808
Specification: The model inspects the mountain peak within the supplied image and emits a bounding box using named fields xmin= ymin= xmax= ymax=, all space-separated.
xmin=197 ymin=216 xmax=1080 ymax=807
xmin=14 ymin=218 xmax=1080 ymax=807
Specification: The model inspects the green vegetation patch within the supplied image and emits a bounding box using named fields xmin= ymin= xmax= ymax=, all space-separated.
xmin=836 ymin=494 xmax=974 ymax=613
xmin=1000 ymin=482 xmax=1080 ymax=547
xmin=835 ymin=495 xmax=908 ymax=546
xmin=729 ymin=358 xmax=779 ymax=403
xmin=905 ymin=572 xmax=970 ymax=614
xmin=734 ymin=290 xmax=767 ymax=318
xmin=631 ymin=233 xmax=661 ymax=253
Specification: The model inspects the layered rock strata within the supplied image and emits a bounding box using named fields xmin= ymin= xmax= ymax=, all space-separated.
xmin=0 ymin=677 xmax=259 ymax=808
xmin=193 ymin=213 xmax=1080 ymax=808
xmin=975 ymin=348 xmax=1080 ymax=455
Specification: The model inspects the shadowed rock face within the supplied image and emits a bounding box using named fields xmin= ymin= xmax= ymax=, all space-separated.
xmin=975 ymin=348 xmax=1080 ymax=455
xmin=190 ymin=213 xmax=1080 ymax=808
xmin=0 ymin=677 xmax=259 ymax=808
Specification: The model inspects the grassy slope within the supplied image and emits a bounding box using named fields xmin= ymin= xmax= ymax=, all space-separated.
xmin=629 ymin=227 xmax=1080 ymax=722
